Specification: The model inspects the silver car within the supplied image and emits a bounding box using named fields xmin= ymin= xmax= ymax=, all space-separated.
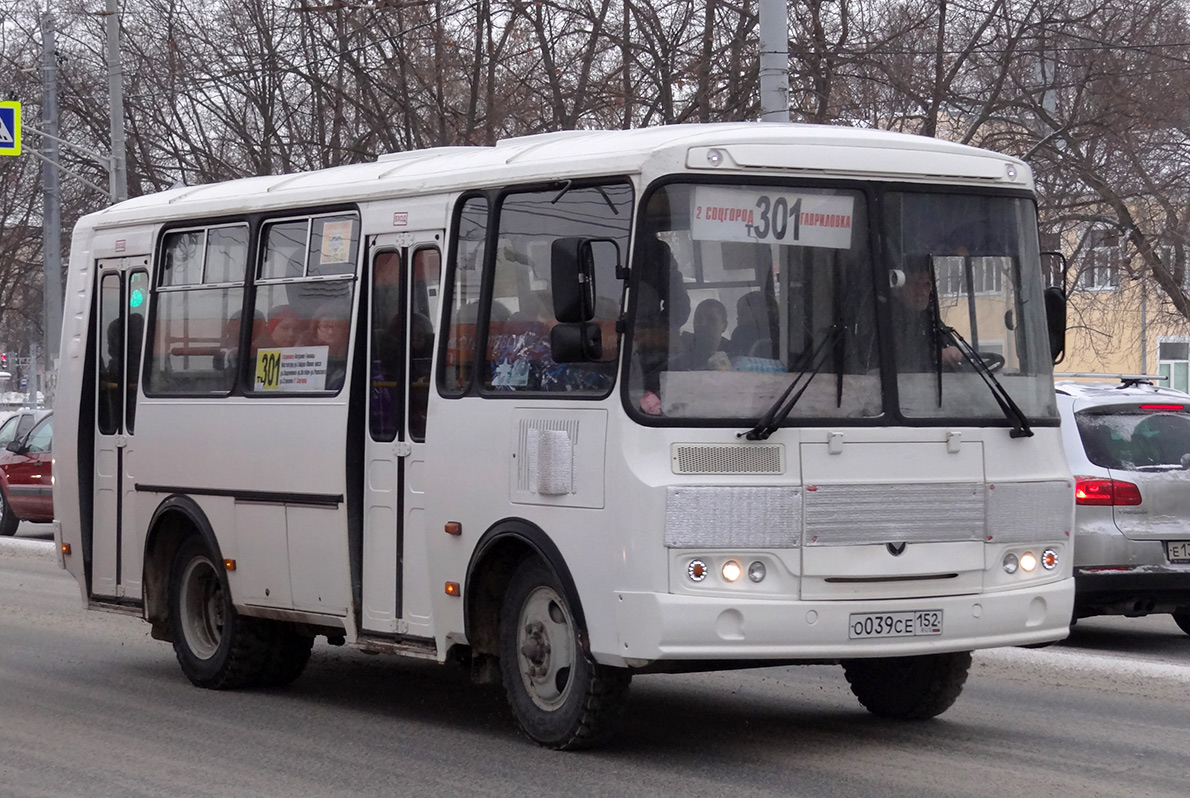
xmin=1057 ymin=378 xmax=1190 ymax=635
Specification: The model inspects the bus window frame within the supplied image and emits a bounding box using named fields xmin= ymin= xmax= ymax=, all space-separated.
xmin=437 ymin=179 xmax=631 ymax=402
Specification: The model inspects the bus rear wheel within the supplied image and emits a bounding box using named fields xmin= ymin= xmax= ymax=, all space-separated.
xmin=499 ymin=558 xmax=631 ymax=749
xmin=169 ymin=536 xmax=272 ymax=690
xmin=842 ymin=651 xmax=972 ymax=720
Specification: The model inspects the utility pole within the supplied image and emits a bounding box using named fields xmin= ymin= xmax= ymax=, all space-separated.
xmin=758 ymin=0 xmax=789 ymax=122
xmin=40 ymin=9 xmax=62 ymax=404
xmin=104 ymin=0 xmax=128 ymax=202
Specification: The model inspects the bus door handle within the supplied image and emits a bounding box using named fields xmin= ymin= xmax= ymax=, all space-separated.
xmin=393 ymin=441 xmax=411 ymax=458
xmin=115 ymin=434 xmax=129 ymax=448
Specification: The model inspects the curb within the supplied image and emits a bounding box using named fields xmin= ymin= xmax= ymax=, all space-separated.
xmin=0 ymin=537 xmax=58 ymax=563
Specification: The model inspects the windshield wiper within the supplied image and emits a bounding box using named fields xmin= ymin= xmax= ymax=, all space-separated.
xmin=741 ymin=325 xmax=844 ymax=441
xmin=940 ymin=324 xmax=1034 ymax=438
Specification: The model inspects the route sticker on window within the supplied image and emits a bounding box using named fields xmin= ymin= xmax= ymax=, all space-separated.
xmin=691 ymin=186 xmax=854 ymax=249
xmin=320 ymin=220 xmax=355 ymax=265
xmin=255 ymin=345 xmax=329 ymax=391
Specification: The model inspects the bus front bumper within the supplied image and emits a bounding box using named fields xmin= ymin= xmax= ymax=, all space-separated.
xmin=605 ymin=578 xmax=1074 ymax=665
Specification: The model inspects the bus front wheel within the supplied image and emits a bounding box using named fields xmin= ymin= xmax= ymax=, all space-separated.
xmin=498 ymin=558 xmax=631 ymax=749
xmin=169 ymin=536 xmax=272 ymax=690
xmin=842 ymin=651 xmax=972 ymax=720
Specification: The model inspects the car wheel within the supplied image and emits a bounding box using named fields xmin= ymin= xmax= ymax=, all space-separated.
xmin=842 ymin=651 xmax=972 ymax=720
xmin=1173 ymin=613 xmax=1190 ymax=636
xmin=169 ymin=536 xmax=271 ymax=689
xmin=0 ymin=487 xmax=19 ymax=536
xmin=499 ymin=558 xmax=631 ymax=749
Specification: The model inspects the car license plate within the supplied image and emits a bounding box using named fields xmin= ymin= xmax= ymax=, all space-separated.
xmin=1168 ymin=541 xmax=1190 ymax=563
xmin=849 ymin=610 xmax=943 ymax=639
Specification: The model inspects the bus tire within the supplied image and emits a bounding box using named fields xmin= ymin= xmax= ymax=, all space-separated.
xmin=169 ymin=536 xmax=271 ymax=690
xmin=498 ymin=558 xmax=631 ymax=749
xmin=1173 ymin=612 xmax=1190 ymax=636
xmin=256 ymin=624 xmax=314 ymax=688
xmin=0 ymin=487 xmax=19 ymax=536
xmin=842 ymin=651 xmax=972 ymax=720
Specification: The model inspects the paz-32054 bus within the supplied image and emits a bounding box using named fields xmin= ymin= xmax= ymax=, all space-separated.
xmin=55 ymin=123 xmax=1074 ymax=749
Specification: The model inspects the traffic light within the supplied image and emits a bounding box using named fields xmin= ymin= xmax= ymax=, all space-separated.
xmin=1 ymin=353 xmax=7 ymax=368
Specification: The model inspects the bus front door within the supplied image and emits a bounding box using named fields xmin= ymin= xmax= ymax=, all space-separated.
xmin=92 ymin=261 xmax=149 ymax=599
xmin=361 ymin=235 xmax=441 ymax=637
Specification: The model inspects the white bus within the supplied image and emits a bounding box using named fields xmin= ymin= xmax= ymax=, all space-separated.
xmin=55 ymin=123 xmax=1074 ymax=749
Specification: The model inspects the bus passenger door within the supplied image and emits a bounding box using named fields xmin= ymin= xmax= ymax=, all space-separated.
xmin=361 ymin=235 xmax=441 ymax=635
xmin=92 ymin=260 xmax=150 ymax=598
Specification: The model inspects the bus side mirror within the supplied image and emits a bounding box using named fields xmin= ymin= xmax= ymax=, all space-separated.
xmin=1044 ymin=286 xmax=1066 ymax=365
xmin=551 ymin=238 xmax=596 ymax=323
xmin=550 ymin=322 xmax=603 ymax=363
xmin=551 ymin=238 xmax=621 ymax=323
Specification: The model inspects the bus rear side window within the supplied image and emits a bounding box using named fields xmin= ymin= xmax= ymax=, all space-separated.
xmin=145 ymin=223 xmax=249 ymax=395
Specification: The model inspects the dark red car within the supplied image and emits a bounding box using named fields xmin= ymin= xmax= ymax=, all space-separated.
xmin=0 ymin=409 xmax=53 ymax=534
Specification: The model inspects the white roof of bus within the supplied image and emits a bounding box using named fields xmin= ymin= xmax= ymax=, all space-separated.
xmin=78 ymin=123 xmax=1030 ymax=231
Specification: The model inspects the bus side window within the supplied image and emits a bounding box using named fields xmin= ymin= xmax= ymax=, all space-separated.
xmin=441 ymin=196 xmax=489 ymax=396
xmin=409 ymin=247 xmax=440 ymax=441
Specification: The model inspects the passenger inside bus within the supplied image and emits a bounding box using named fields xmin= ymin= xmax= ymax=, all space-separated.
xmin=672 ymin=298 xmax=731 ymax=371
xmin=265 ymin=305 xmax=305 ymax=348
xmin=891 ymin=257 xmax=962 ymax=372
xmin=310 ymin=304 xmax=350 ymax=390
xmin=727 ymin=290 xmax=779 ymax=360
xmin=214 ymin=309 xmax=264 ymax=373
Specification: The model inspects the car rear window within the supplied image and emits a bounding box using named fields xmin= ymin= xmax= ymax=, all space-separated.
xmin=1075 ymin=408 xmax=1190 ymax=470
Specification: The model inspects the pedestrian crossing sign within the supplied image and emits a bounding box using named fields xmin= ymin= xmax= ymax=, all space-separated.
xmin=0 ymin=102 xmax=21 ymax=156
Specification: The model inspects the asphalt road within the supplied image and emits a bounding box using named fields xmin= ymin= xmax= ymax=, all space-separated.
xmin=2 ymin=533 xmax=1188 ymax=798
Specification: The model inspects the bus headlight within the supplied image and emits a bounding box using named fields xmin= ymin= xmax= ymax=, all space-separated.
xmin=747 ymin=561 xmax=766 ymax=583
xmin=1002 ymin=552 xmax=1019 ymax=574
xmin=721 ymin=560 xmax=742 ymax=583
xmin=1020 ymin=551 xmax=1038 ymax=572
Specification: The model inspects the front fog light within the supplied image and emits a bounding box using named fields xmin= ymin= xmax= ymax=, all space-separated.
xmin=1020 ymin=551 xmax=1038 ymax=572
xmin=687 ymin=560 xmax=708 ymax=582
xmin=748 ymin=561 xmax=766 ymax=583
xmin=1002 ymin=552 xmax=1019 ymax=574
xmin=722 ymin=560 xmax=742 ymax=583
xmin=1042 ymin=549 xmax=1059 ymax=570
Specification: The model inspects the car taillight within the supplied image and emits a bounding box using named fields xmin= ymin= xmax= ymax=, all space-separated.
xmin=1074 ymin=476 xmax=1142 ymax=506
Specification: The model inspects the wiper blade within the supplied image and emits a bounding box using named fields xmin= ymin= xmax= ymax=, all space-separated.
xmin=741 ymin=326 xmax=844 ymax=441
xmin=941 ymin=325 xmax=1034 ymax=438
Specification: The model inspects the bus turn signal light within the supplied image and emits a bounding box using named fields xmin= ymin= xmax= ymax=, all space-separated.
xmin=61 ymin=543 xmax=71 ymax=556
xmin=223 ymin=559 xmax=236 ymax=571
xmin=444 ymin=521 xmax=462 ymax=536
xmin=445 ymin=582 xmax=460 ymax=597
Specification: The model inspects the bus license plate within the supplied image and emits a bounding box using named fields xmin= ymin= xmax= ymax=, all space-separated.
xmin=1168 ymin=541 xmax=1190 ymax=563
xmin=849 ymin=610 xmax=943 ymax=639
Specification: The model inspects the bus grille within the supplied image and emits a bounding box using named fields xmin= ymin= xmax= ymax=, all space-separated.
xmin=803 ymin=482 xmax=984 ymax=545
xmin=665 ymin=486 xmax=801 ymax=548
xmin=671 ymin=444 xmax=785 ymax=475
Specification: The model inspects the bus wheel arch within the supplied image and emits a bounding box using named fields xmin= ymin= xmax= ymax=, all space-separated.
xmin=142 ymin=495 xmax=223 ymax=643
xmin=464 ymin=519 xmax=587 ymax=664
xmin=465 ymin=520 xmax=631 ymax=749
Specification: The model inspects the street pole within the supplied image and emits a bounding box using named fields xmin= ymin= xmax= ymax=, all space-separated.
xmin=758 ymin=0 xmax=789 ymax=122
xmin=40 ymin=10 xmax=62 ymax=403
xmin=104 ymin=0 xmax=128 ymax=202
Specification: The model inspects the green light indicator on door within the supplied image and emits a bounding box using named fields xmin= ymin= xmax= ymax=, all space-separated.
xmin=129 ymin=288 xmax=145 ymax=308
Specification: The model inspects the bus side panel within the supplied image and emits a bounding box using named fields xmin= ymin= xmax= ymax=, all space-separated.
xmin=56 ymin=225 xmax=96 ymax=600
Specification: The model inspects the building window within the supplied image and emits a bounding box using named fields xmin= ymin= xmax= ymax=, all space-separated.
xmin=1080 ymin=230 xmax=1120 ymax=291
xmin=1158 ymin=338 xmax=1190 ymax=392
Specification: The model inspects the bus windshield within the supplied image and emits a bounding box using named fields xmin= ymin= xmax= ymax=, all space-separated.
xmin=625 ymin=182 xmax=1057 ymax=425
